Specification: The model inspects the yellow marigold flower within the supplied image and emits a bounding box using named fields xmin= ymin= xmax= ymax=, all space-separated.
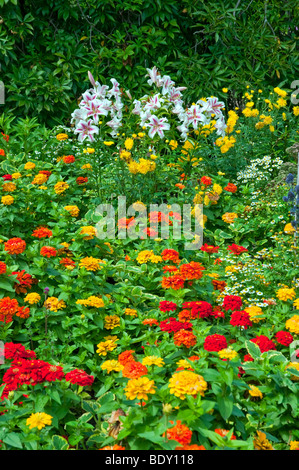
xmin=11 ymin=172 xmax=21 ymax=179
xmin=124 ymin=138 xmax=134 ymax=150
xmin=169 ymin=140 xmax=178 ymax=150
xmin=81 ymin=163 xmax=92 ymax=170
xmin=213 ymin=183 xmax=222 ymax=195
xmin=104 ymin=315 xmax=120 ymax=330
xmin=245 ymin=306 xmax=264 ymax=323
xmin=1 ymin=195 xmax=14 ymax=205
xmin=44 ymin=297 xmax=66 ymax=312
xmin=276 ymin=288 xmax=296 ymax=301
xmin=285 ymin=315 xmax=299 ymax=335
xmin=26 ymin=412 xmax=52 ymax=430
xmin=218 ymin=348 xmax=238 ymax=360
xmin=24 ymin=292 xmax=41 ymax=305
xmin=56 ymin=133 xmax=68 ymax=141
xmin=79 ymin=257 xmax=105 ymax=271
xmin=76 ymin=296 xmax=105 ymax=308
xmin=290 ymin=441 xmax=299 ymax=450
xmin=249 ymin=385 xmax=263 ymax=399
xmin=136 ymin=250 xmax=162 ymax=264
xmin=83 ymin=148 xmax=95 ymax=154
xmin=274 ymin=87 xmax=287 ymax=98
xmin=125 ymin=308 xmax=138 ymax=317
xmin=124 ymin=376 xmax=156 ymax=401
xmin=293 ymin=106 xmax=299 ymax=116
xmin=103 ymin=141 xmax=114 ymax=146
xmin=293 ymin=299 xmax=299 ymax=310
xmin=142 ymin=356 xmax=164 ymax=367
xmin=32 ymin=174 xmax=48 ymax=185
xmin=169 ymin=370 xmax=207 ymax=400
xmin=222 ymin=212 xmax=238 ymax=224
xmin=24 ymin=162 xmax=36 ymax=170
xmin=176 ymin=359 xmax=193 ymax=369
xmin=253 ymin=431 xmax=274 ymax=450
xmin=2 ymin=182 xmax=16 ymax=192
xmin=80 ymin=226 xmax=97 ymax=240
xmin=284 ymin=223 xmax=295 ymax=234
xmin=54 ymin=181 xmax=69 ymax=194
xmin=64 ymin=205 xmax=80 ymax=217
xmin=96 ymin=339 xmax=118 ymax=356
xmin=269 ymin=125 xmax=275 ymax=132
xmin=101 ymin=360 xmax=124 ymax=373
xmin=222 ymin=88 xmax=228 ymax=93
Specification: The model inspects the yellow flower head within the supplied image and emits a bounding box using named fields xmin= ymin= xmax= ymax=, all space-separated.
xmin=56 ymin=133 xmax=68 ymax=141
xmin=276 ymin=288 xmax=296 ymax=302
xmin=24 ymin=293 xmax=41 ymax=305
xmin=249 ymin=385 xmax=263 ymax=399
xmin=1 ymin=195 xmax=14 ymax=205
xmin=80 ymin=226 xmax=97 ymax=240
xmin=104 ymin=315 xmax=120 ymax=330
xmin=101 ymin=360 xmax=124 ymax=373
xmin=124 ymin=376 xmax=156 ymax=401
xmin=96 ymin=338 xmax=118 ymax=356
xmin=142 ymin=356 xmax=164 ymax=367
xmin=79 ymin=257 xmax=105 ymax=271
xmin=285 ymin=315 xmax=299 ymax=335
xmin=168 ymin=370 xmax=207 ymax=400
xmin=54 ymin=181 xmax=69 ymax=195
xmin=26 ymin=412 xmax=53 ymax=430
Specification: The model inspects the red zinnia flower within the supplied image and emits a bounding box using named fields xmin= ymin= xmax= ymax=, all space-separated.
xmin=161 ymin=274 xmax=185 ymax=290
xmin=275 ymin=331 xmax=293 ymax=346
xmin=173 ymin=330 xmax=197 ymax=348
xmin=12 ymin=270 xmax=34 ymax=294
xmin=118 ymin=350 xmax=135 ymax=366
xmin=63 ymin=155 xmax=75 ymax=164
xmin=159 ymin=301 xmax=177 ymax=312
xmin=76 ymin=176 xmax=88 ymax=185
xmin=227 ymin=244 xmax=248 ymax=255
xmin=40 ymin=246 xmax=57 ymax=258
xmin=4 ymin=238 xmax=26 ymax=255
xmin=179 ymin=261 xmax=205 ymax=280
xmin=224 ymin=183 xmax=237 ymax=193
xmin=200 ymin=176 xmax=212 ymax=186
xmin=201 ymin=243 xmax=219 ymax=254
xmin=161 ymin=249 xmax=180 ymax=264
xmin=0 ymin=261 xmax=7 ymax=274
xmin=32 ymin=227 xmax=53 ymax=238
xmin=191 ymin=301 xmax=213 ymax=319
xmin=222 ymin=295 xmax=243 ymax=311
xmin=230 ymin=310 xmax=253 ymax=329
xmin=250 ymin=335 xmax=276 ymax=353
xmin=204 ymin=334 xmax=227 ymax=352
xmin=166 ymin=421 xmax=192 ymax=445
xmin=65 ymin=369 xmax=94 ymax=386
xmin=160 ymin=317 xmax=192 ymax=333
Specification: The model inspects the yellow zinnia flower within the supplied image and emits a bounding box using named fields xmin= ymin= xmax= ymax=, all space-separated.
xmin=26 ymin=412 xmax=53 ymax=430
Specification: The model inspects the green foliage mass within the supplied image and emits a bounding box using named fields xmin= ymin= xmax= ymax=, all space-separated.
xmin=0 ymin=0 xmax=298 ymax=126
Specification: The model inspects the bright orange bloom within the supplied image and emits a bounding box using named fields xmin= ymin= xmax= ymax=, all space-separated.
xmin=122 ymin=361 xmax=148 ymax=379
xmin=161 ymin=274 xmax=185 ymax=290
xmin=166 ymin=420 xmax=192 ymax=445
xmin=40 ymin=246 xmax=57 ymax=258
xmin=62 ymin=155 xmax=75 ymax=163
xmin=173 ymin=330 xmax=197 ymax=348
xmin=161 ymin=249 xmax=180 ymax=264
xmin=99 ymin=445 xmax=126 ymax=450
xmin=4 ymin=238 xmax=26 ymax=255
xmin=142 ymin=318 xmax=159 ymax=326
xmin=179 ymin=261 xmax=205 ymax=280
xmin=32 ymin=227 xmax=53 ymax=238
xmin=214 ymin=428 xmax=236 ymax=440
xmin=118 ymin=350 xmax=135 ymax=366
xmin=175 ymin=444 xmax=206 ymax=450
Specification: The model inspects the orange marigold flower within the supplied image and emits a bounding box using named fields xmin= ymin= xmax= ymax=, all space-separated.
xmin=176 ymin=444 xmax=206 ymax=450
xmin=32 ymin=227 xmax=53 ymax=238
xmin=224 ymin=182 xmax=237 ymax=193
xmin=62 ymin=155 xmax=75 ymax=164
xmin=118 ymin=350 xmax=135 ymax=366
xmin=4 ymin=238 xmax=26 ymax=255
xmin=0 ymin=261 xmax=7 ymax=274
xmin=122 ymin=361 xmax=148 ymax=379
xmin=161 ymin=274 xmax=185 ymax=290
xmin=142 ymin=318 xmax=159 ymax=326
xmin=178 ymin=309 xmax=192 ymax=322
xmin=173 ymin=330 xmax=197 ymax=348
xmin=166 ymin=420 xmax=192 ymax=445
xmin=179 ymin=261 xmax=205 ymax=280
xmin=40 ymin=246 xmax=57 ymax=258
xmin=161 ymin=249 xmax=180 ymax=264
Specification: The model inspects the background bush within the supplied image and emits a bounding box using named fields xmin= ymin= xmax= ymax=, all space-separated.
xmin=0 ymin=0 xmax=298 ymax=126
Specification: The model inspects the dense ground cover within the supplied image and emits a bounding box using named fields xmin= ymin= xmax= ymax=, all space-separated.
xmin=0 ymin=68 xmax=299 ymax=450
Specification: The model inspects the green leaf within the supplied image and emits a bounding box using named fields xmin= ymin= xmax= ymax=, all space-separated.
xmin=245 ymin=340 xmax=261 ymax=359
xmin=3 ymin=432 xmax=23 ymax=449
xmin=52 ymin=435 xmax=69 ymax=450
xmin=217 ymin=396 xmax=234 ymax=421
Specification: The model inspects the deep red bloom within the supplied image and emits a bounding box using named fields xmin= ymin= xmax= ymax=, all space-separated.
xmin=2 ymin=174 xmax=12 ymax=181
xmin=160 ymin=317 xmax=192 ymax=333
xmin=200 ymin=176 xmax=212 ymax=186
xmin=159 ymin=301 xmax=177 ymax=312
xmin=204 ymin=334 xmax=227 ymax=352
xmin=200 ymin=243 xmax=219 ymax=254
xmin=224 ymin=183 xmax=237 ymax=193
xmin=0 ymin=262 xmax=7 ymax=274
xmin=65 ymin=369 xmax=94 ymax=386
xmin=222 ymin=295 xmax=243 ymax=311
xmin=275 ymin=331 xmax=294 ymax=346
xmin=63 ymin=155 xmax=75 ymax=163
xmin=191 ymin=301 xmax=213 ymax=319
xmin=227 ymin=244 xmax=248 ymax=255
xmin=4 ymin=343 xmax=36 ymax=360
xmin=76 ymin=177 xmax=88 ymax=185
xmin=230 ymin=310 xmax=253 ymax=329
xmin=11 ymin=270 xmax=33 ymax=294
xmin=251 ymin=335 xmax=276 ymax=353
xmin=40 ymin=246 xmax=57 ymax=258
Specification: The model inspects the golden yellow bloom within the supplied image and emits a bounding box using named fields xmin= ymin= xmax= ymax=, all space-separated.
xmin=96 ymin=338 xmax=118 ymax=356
xmin=79 ymin=257 xmax=105 ymax=271
xmin=80 ymin=226 xmax=97 ymax=240
xmin=64 ymin=205 xmax=80 ymax=217
xmin=54 ymin=181 xmax=69 ymax=195
xmin=83 ymin=148 xmax=95 ymax=154
xmin=276 ymin=288 xmax=296 ymax=301
xmin=124 ymin=377 xmax=156 ymax=401
xmin=168 ymin=370 xmax=207 ymax=400
xmin=222 ymin=212 xmax=238 ymax=224
xmin=32 ymin=174 xmax=48 ymax=185
xmin=249 ymin=385 xmax=263 ymax=399
xmin=284 ymin=223 xmax=295 ymax=234
xmin=128 ymin=158 xmax=156 ymax=175
xmin=293 ymin=299 xmax=299 ymax=310
xmin=142 ymin=356 xmax=164 ymax=367
xmin=2 ymin=182 xmax=16 ymax=192
xmin=104 ymin=315 xmax=121 ymax=330
xmin=274 ymin=87 xmax=287 ymax=98
xmin=124 ymin=138 xmax=134 ymax=150
xmin=290 ymin=441 xmax=299 ymax=450
xmin=103 ymin=141 xmax=114 ymax=146
xmin=253 ymin=431 xmax=274 ymax=450
xmin=285 ymin=315 xmax=299 ymax=335
xmin=213 ymin=183 xmax=222 ymax=195
xmin=124 ymin=308 xmax=138 ymax=317
xmin=222 ymin=88 xmax=228 ymax=93
xmin=76 ymin=296 xmax=105 ymax=308
xmin=286 ymin=362 xmax=299 ymax=381
xmin=119 ymin=149 xmax=132 ymax=163
xmin=26 ymin=412 xmax=53 ymax=430
xmin=136 ymin=250 xmax=162 ymax=264
xmin=169 ymin=140 xmax=178 ymax=150
xmin=218 ymin=348 xmax=238 ymax=360
xmin=245 ymin=306 xmax=265 ymax=323
xmin=11 ymin=172 xmax=21 ymax=179
xmin=1 ymin=195 xmax=14 ymax=205
xmin=24 ymin=162 xmax=36 ymax=170
xmin=293 ymin=106 xmax=299 ymax=116
xmin=24 ymin=292 xmax=41 ymax=305
xmin=44 ymin=297 xmax=66 ymax=312
xmin=56 ymin=133 xmax=68 ymax=141
xmin=81 ymin=163 xmax=92 ymax=170
xmin=101 ymin=360 xmax=124 ymax=373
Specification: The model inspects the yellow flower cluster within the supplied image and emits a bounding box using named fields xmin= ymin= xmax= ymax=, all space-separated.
xmin=285 ymin=315 xmax=299 ymax=335
xmin=142 ymin=356 xmax=164 ymax=367
xmin=249 ymin=385 xmax=263 ymax=399
xmin=64 ymin=205 xmax=80 ymax=217
xmin=44 ymin=297 xmax=66 ymax=312
xmin=54 ymin=181 xmax=69 ymax=194
xmin=24 ymin=162 xmax=36 ymax=170
xmin=120 ymin=150 xmax=132 ymax=163
xmin=218 ymin=348 xmax=238 ymax=360
xmin=128 ymin=159 xmax=156 ymax=175
xmin=286 ymin=362 xmax=299 ymax=381
xmin=276 ymin=288 xmax=296 ymax=301
xmin=124 ymin=377 xmax=156 ymax=401
xmin=79 ymin=257 xmax=105 ymax=271
xmin=168 ymin=370 xmax=207 ymax=400
xmin=26 ymin=412 xmax=53 ymax=430
xmin=242 ymin=107 xmax=259 ymax=118
xmin=56 ymin=133 xmax=68 ymax=141
xmin=24 ymin=292 xmax=41 ymax=304
xmin=124 ymin=137 xmax=134 ymax=150
xmin=101 ymin=359 xmax=124 ymax=373
xmin=2 ymin=182 xmax=16 ymax=192
xmin=1 ymin=195 xmax=14 ymax=205
xmin=245 ymin=306 xmax=265 ymax=323
xmin=215 ymin=135 xmax=236 ymax=153
xmin=96 ymin=337 xmax=118 ymax=356
xmin=225 ymin=110 xmax=239 ymax=134
xmin=222 ymin=212 xmax=238 ymax=224
xmin=124 ymin=308 xmax=138 ymax=317
xmin=136 ymin=250 xmax=162 ymax=264
xmin=76 ymin=296 xmax=105 ymax=308
xmin=104 ymin=315 xmax=120 ymax=330
xmin=80 ymin=226 xmax=97 ymax=239
xmin=32 ymin=174 xmax=48 ymax=185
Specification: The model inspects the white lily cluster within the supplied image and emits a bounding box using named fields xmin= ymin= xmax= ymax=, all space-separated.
xmin=71 ymin=67 xmax=227 ymax=143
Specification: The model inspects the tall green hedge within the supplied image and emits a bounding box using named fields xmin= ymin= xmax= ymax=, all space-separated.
xmin=0 ymin=0 xmax=298 ymax=126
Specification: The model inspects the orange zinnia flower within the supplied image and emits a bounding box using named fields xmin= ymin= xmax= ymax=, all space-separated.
xmin=4 ymin=238 xmax=26 ymax=255
xmin=122 ymin=361 xmax=148 ymax=379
